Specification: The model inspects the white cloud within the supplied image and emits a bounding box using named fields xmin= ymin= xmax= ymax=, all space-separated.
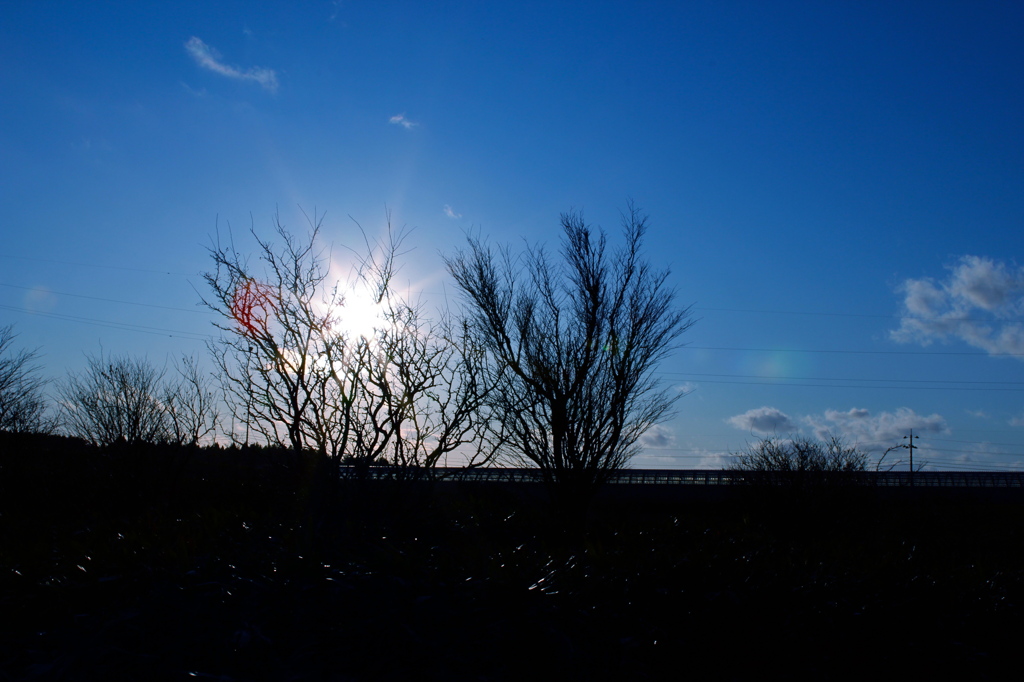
xmin=389 ymin=114 xmax=418 ymax=129
xmin=443 ymin=204 xmax=462 ymax=219
xmin=640 ymin=424 xmax=677 ymax=449
xmin=727 ymin=406 xmax=796 ymax=434
xmin=727 ymin=405 xmax=950 ymax=454
xmin=184 ymin=37 xmax=279 ymax=93
xmin=1010 ymin=414 xmax=1024 ymax=428
xmin=804 ymin=407 xmax=948 ymax=451
xmin=891 ymin=255 xmax=1024 ymax=358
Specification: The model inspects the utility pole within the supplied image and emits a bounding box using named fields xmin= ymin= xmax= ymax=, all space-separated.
xmin=903 ymin=429 xmax=919 ymax=486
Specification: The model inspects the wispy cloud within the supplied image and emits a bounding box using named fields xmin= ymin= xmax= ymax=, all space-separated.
xmin=180 ymin=82 xmax=208 ymax=98
xmin=184 ymin=37 xmax=279 ymax=93
xmin=695 ymin=449 xmax=733 ymax=469
xmin=675 ymin=381 xmax=698 ymax=396
xmin=23 ymin=285 xmax=57 ymax=313
xmin=389 ymin=114 xmax=418 ymax=129
xmin=328 ymin=0 xmax=345 ymax=22
xmin=891 ymin=255 xmax=1024 ymax=358
xmin=443 ymin=204 xmax=462 ymax=219
xmin=727 ymin=406 xmax=796 ymax=434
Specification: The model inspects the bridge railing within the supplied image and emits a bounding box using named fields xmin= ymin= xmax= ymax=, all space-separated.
xmin=338 ymin=467 xmax=1024 ymax=488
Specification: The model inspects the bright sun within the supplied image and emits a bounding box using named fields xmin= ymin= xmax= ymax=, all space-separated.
xmin=333 ymin=281 xmax=386 ymax=340
xmin=320 ymin=256 xmax=389 ymax=342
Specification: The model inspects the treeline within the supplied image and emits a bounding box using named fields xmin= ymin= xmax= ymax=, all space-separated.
xmin=0 ymin=206 xmax=693 ymax=506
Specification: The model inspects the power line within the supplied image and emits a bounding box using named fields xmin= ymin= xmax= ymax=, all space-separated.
xmin=5 ymin=298 xmax=1019 ymax=358
xmin=6 ymin=265 xmax=1019 ymax=327
xmin=0 ymin=303 xmax=213 ymax=342
xmin=641 ymin=448 xmax=1024 ymax=464
xmin=669 ymin=371 xmax=1024 ymax=386
xmin=672 ymin=377 xmax=1024 ymax=392
xmin=0 ymin=282 xmax=215 ymax=315
xmin=635 ymin=449 xmax=1024 ymax=471
xmin=9 ymin=274 xmax=1018 ymax=344
xmin=693 ymin=305 xmax=1022 ymax=325
xmin=908 ymin=460 xmax=1024 ymax=472
xmin=695 ymin=306 xmax=895 ymax=319
xmin=942 ymin=426 xmax=1024 ymax=436
xmin=921 ymin=445 xmax=1024 ymax=457
xmin=930 ymin=436 xmax=1024 ymax=448
xmin=0 ymin=253 xmax=191 ymax=277
xmin=684 ymin=345 xmax=1024 ymax=357
xmin=641 ymin=439 xmax=1024 ymax=457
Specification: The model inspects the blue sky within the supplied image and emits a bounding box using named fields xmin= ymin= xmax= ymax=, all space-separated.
xmin=2 ymin=1 xmax=1024 ymax=470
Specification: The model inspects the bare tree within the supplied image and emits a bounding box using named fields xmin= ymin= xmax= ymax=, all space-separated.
xmin=445 ymin=204 xmax=694 ymax=506
xmin=339 ymin=292 xmax=496 ymax=473
xmin=57 ymin=351 xmax=170 ymax=446
xmin=162 ymin=354 xmax=220 ymax=446
xmin=730 ymin=435 xmax=868 ymax=487
xmin=0 ymin=324 xmax=54 ymax=434
xmin=202 ymin=210 xmax=495 ymax=471
xmin=202 ymin=211 xmax=342 ymax=455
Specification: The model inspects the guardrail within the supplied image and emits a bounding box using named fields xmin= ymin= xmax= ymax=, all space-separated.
xmin=338 ymin=467 xmax=1024 ymax=488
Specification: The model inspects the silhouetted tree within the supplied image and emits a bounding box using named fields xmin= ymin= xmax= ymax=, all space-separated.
xmin=162 ymin=354 xmax=220 ymax=446
xmin=445 ymin=204 xmax=694 ymax=507
xmin=203 ymin=212 xmax=349 ymax=455
xmin=730 ymin=435 xmax=868 ymax=487
xmin=202 ymin=210 xmax=495 ymax=470
xmin=0 ymin=324 xmax=54 ymax=433
xmin=57 ymin=351 xmax=170 ymax=446
xmin=339 ymin=292 xmax=497 ymax=472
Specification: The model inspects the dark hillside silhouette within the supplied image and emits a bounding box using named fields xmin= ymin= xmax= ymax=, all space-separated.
xmin=4 ymin=435 xmax=1022 ymax=679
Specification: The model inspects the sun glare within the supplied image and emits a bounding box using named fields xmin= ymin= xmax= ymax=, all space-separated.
xmin=321 ymin=255 xmax=388 ymax=342
xmin=332 ymin=281 xmax=386 ymax=341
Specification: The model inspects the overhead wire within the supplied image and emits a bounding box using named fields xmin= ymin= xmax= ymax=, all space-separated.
xmin=0 ymin=303 xmax=214 ymax=342
xmin=4 ymin=272 xmax=1022 ymax=355
xmin=667 ymin=377 xmax=1024 ymax=392
xmin=919 ymin=444 xmax=1024 ymax=457
xmin=930 ymin=436 xmax=1024 ymax=448
xmin=683 ymin=345 xmax=1024 ymax=357
xmin=692 ymin=305 xmax=1022 ymax=326
xmin=667 ymin=371 xmax=1024 ymax=386
xmin=0 ymin=252 xmax=191 ymax=277
xmin=0 ymin=282 xmax=215 ymax=315
xmin=5 ymin=269 xmax=1024 ymax=469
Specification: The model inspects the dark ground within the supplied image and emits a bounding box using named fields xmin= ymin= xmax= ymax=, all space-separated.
xmin=2 ymin=434 xmax=1023 ymax=680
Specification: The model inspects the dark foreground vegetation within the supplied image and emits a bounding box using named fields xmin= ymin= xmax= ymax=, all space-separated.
xmin=3 ymin=434 xmax=1023 ymax=680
